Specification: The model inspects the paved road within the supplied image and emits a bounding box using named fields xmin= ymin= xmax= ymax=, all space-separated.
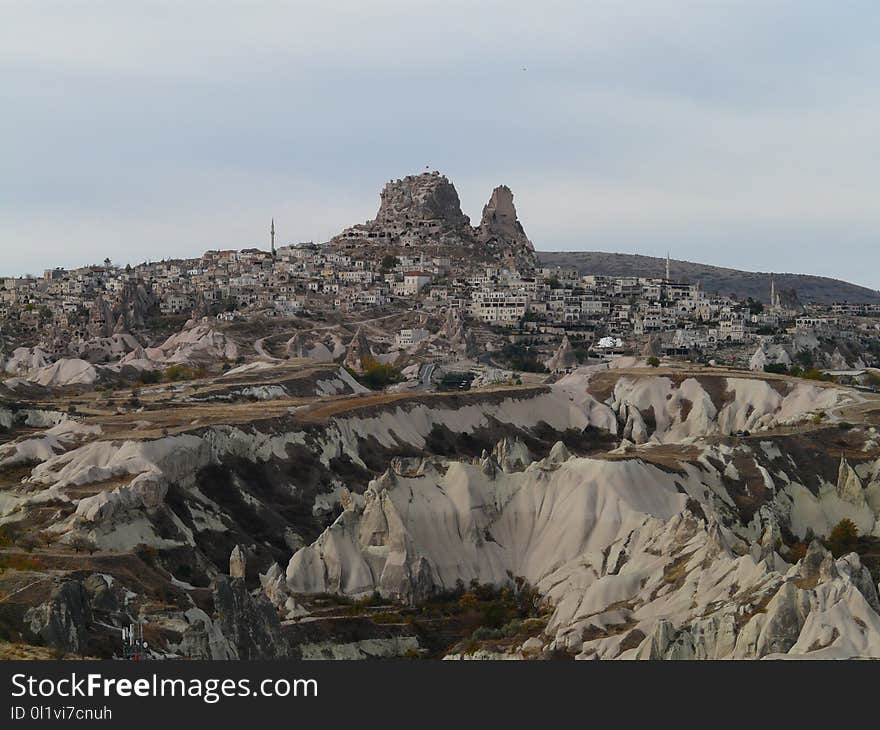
xmin=420 ymin=362 xmax=436 ymax=389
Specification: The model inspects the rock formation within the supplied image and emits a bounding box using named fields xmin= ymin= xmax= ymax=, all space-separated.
xmin=330 ymin=172 xmax=536 ymax=271
xmin=210 ymin=575 xmax=289 ymax=659
xmin=444 ymin=308 xmax=478 ymax=358
xmin=642 ymin=334 xmax=663 ymax=358
xmin=24 ymin=580 xmax=93 ymax=654
xmin=545 ymin=336 xmax=577 ymax=372
xmin=229 ymin=545 xmax=247 ymax=578
xmin=343 ymin=327 xmax=372 ymax=372
xmin=376 ymin=172 xmax=470 ymax=230
xmin=287 ymin=332 xmax=334 ymax=362
xmin=7 ymin=367 xmax=880 ymax=660
xmin=476 ymin=185 xmax=537 ymax=269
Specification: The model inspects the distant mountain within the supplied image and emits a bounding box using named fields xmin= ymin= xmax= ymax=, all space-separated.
xmin=537 ymin=251 xmax=880 ymax=304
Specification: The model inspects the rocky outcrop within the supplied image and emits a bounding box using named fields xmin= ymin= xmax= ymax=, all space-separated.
xmin=603 ymin=374 xmax=848 ymax=443
xmin=171 ymin=578 xmax=285 ymax=660
xmin=8 ymin=367 xmax=880 ymax=660
xmin=28 ymin=359 xmax=98 ymax=387
xmin=229 ymin=545 xmax=247 ymax=579
xmin=837 ymin=456 xmax=866 ymax=506
xmin=75 ymin=472 xmax=168 ymax=523
xmin=376 ymin=172 xmax=470 ymax=230
xmin=492 ymin=436 xmax=531 ymax=472
xmin=343 ymin=327 xmax=372 ymax=373
xmin=330 ymin=172 xmax=536 ymax=270
xmin=156 ymin=320 xmax=240 ymax=367
xmin=545 ymin=336 xmax=576 ymax=373
xmin=642 ymin=334 xmax=663 ymax=358
xmin=24 ymin=581 xmax=92 ymax=654
xmin=476 ymin=185 xmax=536 ymax=269
xmin=212 ymin=576 xmax=289 ymax=659
xmin=2 ymin=346 xmax=50 ymax=376
xmin=87 ymin=295 xmax=116 ymax=339
xmin=286 ymin=332 xmax=334 ymax=362
xmin=286 ymin=448 xmax=686 ymax=604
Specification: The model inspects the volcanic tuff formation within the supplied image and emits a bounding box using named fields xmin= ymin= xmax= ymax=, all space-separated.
xmin=476 ymin=185 xmax=536 ymax=269
xmin=376 ymin=172 xmax=470 ymax=230
xmin=5 ymin=362 xmax=880 ymax=659
xmin=331 ymin=172 xmax=537 ymax=271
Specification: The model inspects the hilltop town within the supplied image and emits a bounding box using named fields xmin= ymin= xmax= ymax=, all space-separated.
xmin=2 ymin=171 xmax=879 ymax=392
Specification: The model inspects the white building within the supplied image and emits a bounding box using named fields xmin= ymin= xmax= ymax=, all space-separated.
xmin=396 ymin=328 xmax=430 ymax=347
xmin=403 ymin=271 xmax=432 ymax=295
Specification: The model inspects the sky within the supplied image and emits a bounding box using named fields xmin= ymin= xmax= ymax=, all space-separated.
xmin=2 ymin=0 xmax=879 ymax=289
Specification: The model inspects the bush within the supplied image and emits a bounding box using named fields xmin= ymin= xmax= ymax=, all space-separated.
xmin=139 ymin=370 xmax=161 ymax=385
xmin=646 ymin=356 xmax=660 ymax=368
xmin=496 ymin=343 xmax=548 ymax=373
xmin=828 ymin=518 xmax=858 ymax=554
xmin=69 ymin=535 xmax=97 ymax=554
xmin=18 ymin=534 xmax=41 ymax=553
xmin=472 ymin=626 xmax=504 ymax=641
xmin=803 ymin=368 xmax=830 ymax=381
xmin=458 ymin=592 xmax=479 ymax=611
xmin=502 ymin=619 xmax=523 ymax=637
xmin=380 ymin=254 xmax=400 ymax=272
xmin=480 ymin=601 xmax=510 ymax=629
xmin=165 ymin=364 xmax=196 ymax=382
xmin=358 ymin=356 xmax=402 ymax=390
xmin=786 ymin=541 xmax=808 ymax=563
xmin=794 ymin=350 xmax=815 ymax=369
xmin=135 ymin=543 xmax=158 ymax=566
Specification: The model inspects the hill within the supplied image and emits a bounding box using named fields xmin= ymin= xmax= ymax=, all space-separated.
xmin=536 ymin=251 xmax=880 ymax=304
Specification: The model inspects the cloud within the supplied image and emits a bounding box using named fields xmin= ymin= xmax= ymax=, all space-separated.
xmin=1 ymin=1 xmax=879 ymax=288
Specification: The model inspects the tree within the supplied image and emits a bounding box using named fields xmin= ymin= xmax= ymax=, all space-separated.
xmin=139 ymin=369 xmax=161 ymax=385
xmin=646 ymin=356 xmax=660 ymax=367
xmin=794 ymin=350 xmax=815 ymax=369
xmin=357 ymin=355 xmax=402 ymax=389
xmin=380 ymin=254 xmax=400 ymax=273
xmin=18 ymin=533 xmax=41 ymax=553
xmin=828 ymin=518 xmax=858 ymax=557
xmin=70 ymin=535 xmax=97 ymax=554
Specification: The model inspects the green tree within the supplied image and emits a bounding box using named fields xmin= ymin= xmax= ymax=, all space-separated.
xmin=827 ymin=518 xmax=858 ymax=557
xmin=380 ymin=254 xmax=400 ymax=272
xmin=357 ymin=356 xmax=402 ymax=389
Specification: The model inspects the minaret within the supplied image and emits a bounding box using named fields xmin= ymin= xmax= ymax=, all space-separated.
xmin=770 ymin=276 xmax=776 ymax=309
xmin=270 ymin=218 xmax=276 ymax=257
xmin=665 ymin=251 xmax=671 ymax=281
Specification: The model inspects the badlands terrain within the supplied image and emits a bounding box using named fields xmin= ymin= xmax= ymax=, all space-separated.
xmin=2 ymin=331 xmax=880 ymax=660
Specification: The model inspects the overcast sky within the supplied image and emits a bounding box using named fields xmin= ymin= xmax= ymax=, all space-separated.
xmin=2 ymin=1 xmax=879 ymax=288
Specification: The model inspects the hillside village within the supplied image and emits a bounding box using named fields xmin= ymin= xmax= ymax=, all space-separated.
xmin=2 ymin=171 xmax=880 ymax=390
